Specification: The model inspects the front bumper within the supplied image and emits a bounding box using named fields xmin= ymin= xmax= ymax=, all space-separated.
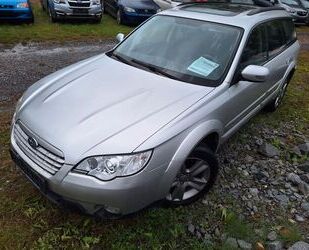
xmin=0 ymin=8 xmax=33 ymax=21
xmin=53 ymin=3 xmax=102 ymax=19
xmin=10 ymin=132 xmax=170 ymax=216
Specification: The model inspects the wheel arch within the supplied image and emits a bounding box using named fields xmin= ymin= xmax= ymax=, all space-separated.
xmin=157 ymin=119 xmax=223 ymax=199
xmin=167 ymin=119 xmax=222 ymax=171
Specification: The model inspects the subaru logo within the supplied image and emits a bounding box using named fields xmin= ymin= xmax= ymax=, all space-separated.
xmin=28 ymin=137 xmax=38 ymax=149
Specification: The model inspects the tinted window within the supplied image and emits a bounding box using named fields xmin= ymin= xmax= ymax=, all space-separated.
xmin=267 ymin=20 xmax=287 ymax=57
xmin=240 ymin=25 xmax=267 ymax=67
xmin=281 ymin=19 xmax=297 ymax=45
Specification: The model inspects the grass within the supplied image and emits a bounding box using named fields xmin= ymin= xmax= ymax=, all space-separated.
xmin=0 ymin=1 xmax=133 ymax=44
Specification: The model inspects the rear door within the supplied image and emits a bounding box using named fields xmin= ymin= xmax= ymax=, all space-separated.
xmin=263 ymin=19 xmax=291 ymax=93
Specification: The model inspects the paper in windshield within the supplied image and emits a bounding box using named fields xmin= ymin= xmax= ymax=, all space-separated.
xmin=187 ymin=57 xmax=219 ymax=77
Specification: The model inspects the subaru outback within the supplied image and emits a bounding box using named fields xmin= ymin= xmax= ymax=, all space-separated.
xmin=10 ymin=3 xmax=300 ymax=217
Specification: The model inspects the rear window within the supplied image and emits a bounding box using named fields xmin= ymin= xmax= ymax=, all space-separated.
xmin=266 ymin=19 xmax=296 ymax=58
xmin=281 ymin=19 xmax=297 ymax=45
xmin=266 ymin=20 xmax=286 ymax=57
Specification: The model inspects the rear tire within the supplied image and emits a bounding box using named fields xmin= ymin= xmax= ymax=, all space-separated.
xmin=116 ymin=9 xmax=123 ymax=25
xmin=264 ymin=72 xmax=293 ymax=112
xmin=165 ymin=144 xmax=219 ymax=206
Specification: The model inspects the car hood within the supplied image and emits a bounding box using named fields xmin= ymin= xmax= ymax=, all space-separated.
xmin=282 ymin=3 xmax=305 ymax=11
xmin=17 ymin=54 xmax=214 ymax=164
xmin=121 ymin=0 xmax=159 ymax=9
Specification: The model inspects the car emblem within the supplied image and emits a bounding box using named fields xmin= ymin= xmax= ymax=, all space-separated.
xmin=28 ymin=137 xmax=38 ymax=149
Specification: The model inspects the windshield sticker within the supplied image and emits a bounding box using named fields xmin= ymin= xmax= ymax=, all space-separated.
xmin=187 ymin=57 xmax=219 ymax=77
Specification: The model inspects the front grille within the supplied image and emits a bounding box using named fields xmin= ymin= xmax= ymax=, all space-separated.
xmin=68 ymin=0 xmax=90 ymax=8
xmin=297 ymin=11 xmax=308 ymax=16
xmin=13 ymin=123 xmax=65 ymax=175
xmin=135 ymin=9 xmax=156 ymax=15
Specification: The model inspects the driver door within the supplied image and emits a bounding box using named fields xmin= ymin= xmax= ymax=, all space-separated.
xmin=223 ymin=23 xmax=271 ymax=132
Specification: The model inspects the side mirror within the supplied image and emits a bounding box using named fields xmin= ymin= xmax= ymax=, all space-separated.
xmin=116 ymin=33 xmax=125 ymax=43
xmin=241 ymin=65 xmax=270 ymax=82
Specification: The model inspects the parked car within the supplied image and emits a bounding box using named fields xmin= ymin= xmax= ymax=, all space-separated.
xmin=0 ymin=0 xmax=33 ymax=23
xmin=41 ymin=0 xmax=103 ymax=22
xmin=154 ymin=0 xmax=228 ymax=10
xmin=297 ymin=0 xmax=309 ymax=22
xmin=153 ymin=0 xmax=182 ymax=10
xmin=103 ymin=0 xmax=161 ymax=25
xmin=10 ymin=3 xmax=299 ymax=217
xmin=270 ymin=0 xmax=308 ymax=24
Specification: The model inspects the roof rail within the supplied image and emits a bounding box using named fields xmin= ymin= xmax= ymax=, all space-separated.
xmin=247 ymin=6 xmax=285 ymax=15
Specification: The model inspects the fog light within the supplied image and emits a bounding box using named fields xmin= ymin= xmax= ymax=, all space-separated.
xmin=105 ymin=206 xmax=120 ymax=214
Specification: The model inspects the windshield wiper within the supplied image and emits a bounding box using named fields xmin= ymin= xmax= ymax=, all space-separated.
xmin=131 ymin=59 xmax=180 ymax=81
xmin=110 ymin=52 xmax=134 ymax=66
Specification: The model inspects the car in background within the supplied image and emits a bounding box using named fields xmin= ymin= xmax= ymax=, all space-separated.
xmin=103 ymin=0 xmax=161 ymax=25
xmin=41 ymin=0 xmax=103 ymax=22
xmin=297 ymin=0 xmax=309 ymax=22
xmin=153 ymin=0 xmax=182 ymax=10
xmin=0 ymin=0 xmax=34 ymax=23
xmin=270 ymin=0 xmax=308 ymax=24
xmin=154 ymin=0 xmax=218 ymax=10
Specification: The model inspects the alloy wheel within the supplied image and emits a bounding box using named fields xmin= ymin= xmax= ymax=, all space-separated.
xmin=166 ymin=157 xmax=211 ymax=202
xmin=274 ymin=80 xmax=288 ymax=108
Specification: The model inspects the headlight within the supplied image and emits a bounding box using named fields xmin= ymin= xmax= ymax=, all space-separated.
xmin=53 ymin=0 xmax=66 ymax=4
xmin=15 ymin=96 xmax=23 ymax=113
xmin=124 ymin=6 xmax=135 ymax=13
xmin=286 ymin=8 xmax=296 ymax=13
xmin=156 ymin=8 xmax=162 ymax=13
xmin=92 ymin=0 xmax=100 ymax=4
xmin=17 ymin=2 xmax=29 ymax=8
xmin=74 ymin=150 xmax=152 ymax=181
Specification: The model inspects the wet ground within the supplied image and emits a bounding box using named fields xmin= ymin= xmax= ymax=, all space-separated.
xmin=0 ymin=40 xmax=116 ymax=106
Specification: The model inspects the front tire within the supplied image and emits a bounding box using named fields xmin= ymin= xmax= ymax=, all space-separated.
xmin=48 ymin=5 xmax=57 ymax=23
xmin=165 ymin=144 xmax=219 ymax=205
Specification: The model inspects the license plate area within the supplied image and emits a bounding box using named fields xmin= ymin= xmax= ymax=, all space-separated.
xmin=73 ymin=9 xmax=89 ymax=14
xmin=12 ymin=151 xmax=47 ymax=193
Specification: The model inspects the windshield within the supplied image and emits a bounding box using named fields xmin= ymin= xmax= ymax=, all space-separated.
xmin=300 ymin=0 xmax=309 ymax=7
xmin=111 ymin=15 xmax=242 ymax=87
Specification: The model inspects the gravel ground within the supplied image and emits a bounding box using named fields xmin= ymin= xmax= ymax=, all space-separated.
xmin=0 ymin=40 xmax=116 ymax=105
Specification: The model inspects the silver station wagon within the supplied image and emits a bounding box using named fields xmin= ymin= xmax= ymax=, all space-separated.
xmin=10 ymin=3 xmax=300 ymax=217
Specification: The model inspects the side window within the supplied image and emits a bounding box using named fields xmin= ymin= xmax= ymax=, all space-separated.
xmin=281 ymin=19 xmax=297 ymax=45
xmin=266 ymin=20 xmax=286 ymax=57
xmin=240 ymin=24 xmax=267 ymax=68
